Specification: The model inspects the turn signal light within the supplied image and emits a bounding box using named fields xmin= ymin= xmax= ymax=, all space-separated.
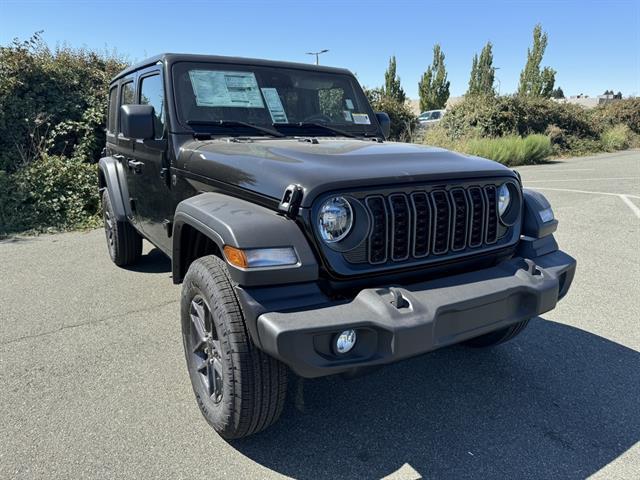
xmin=223 ymin=246 xmax=249 ymax=268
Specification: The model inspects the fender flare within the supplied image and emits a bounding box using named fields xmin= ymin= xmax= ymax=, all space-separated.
xmin=98 ymin=156 xmax=132 ymax=221
xmin=172 ymin=192 xmax=319 ymax=287
xmin=522 ymin=189 xmax=558 ymax=239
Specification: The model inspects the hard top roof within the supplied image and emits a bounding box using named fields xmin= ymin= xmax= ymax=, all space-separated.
xmin=111 ymin=53 xmax=353 ymax=83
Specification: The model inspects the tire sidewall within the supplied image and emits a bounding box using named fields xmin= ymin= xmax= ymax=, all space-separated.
xmin=181 ymin=264 xmax=235 ymax=433
xmin=102 ymin=190 xmax=118 ymax=262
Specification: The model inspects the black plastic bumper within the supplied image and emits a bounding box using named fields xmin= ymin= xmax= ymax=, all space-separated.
xmin=247 ymin=250 xmax=576 ymax=378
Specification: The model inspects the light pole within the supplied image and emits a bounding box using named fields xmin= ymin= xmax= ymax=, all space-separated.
xmin=306 ymin=49 xmax=329 ymax=65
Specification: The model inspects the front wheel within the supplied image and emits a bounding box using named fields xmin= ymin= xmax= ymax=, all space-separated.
xmin=463 ymin=318 xmax=531 ymax=348
xmin=181 ymin=255 xmax=288 ymax=439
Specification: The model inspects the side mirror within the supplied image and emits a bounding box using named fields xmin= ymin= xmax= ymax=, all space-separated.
xmin=375 ymin=112 xmax=391 ymax=140
xmin=120 ymin=104 xmax=154 ymax=139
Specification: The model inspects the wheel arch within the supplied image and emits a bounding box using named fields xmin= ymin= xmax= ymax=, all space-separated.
xmin=98 ymin=156 xmax=132 ymax=221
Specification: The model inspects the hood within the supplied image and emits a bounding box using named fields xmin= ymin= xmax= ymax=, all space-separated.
xmin=179 ymin=138 xmax=516 ymax=208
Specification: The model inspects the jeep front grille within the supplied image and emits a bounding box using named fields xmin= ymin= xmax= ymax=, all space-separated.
xmin=361 ymin=185 xmax=501 ymax=265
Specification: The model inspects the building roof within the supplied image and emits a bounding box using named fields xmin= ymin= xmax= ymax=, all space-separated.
xmin=111 ymin=53 xmax=352 ymax=83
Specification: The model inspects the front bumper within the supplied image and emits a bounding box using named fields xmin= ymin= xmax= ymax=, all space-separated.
xmin=246 ymin=249 xmax=576 ymax=378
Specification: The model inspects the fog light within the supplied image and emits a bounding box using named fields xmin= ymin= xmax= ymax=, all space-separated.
xmin=335 ymin=329 xmax=357 ymax=354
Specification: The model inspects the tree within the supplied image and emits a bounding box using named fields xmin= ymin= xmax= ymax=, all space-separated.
xmin=383 ymin=56 xmax=406 ymax=103
xmin=467 ymin=42 xmax=495 ymax=96
xmin=418 ymin=44 xmax=451 ymax=111
xmin=551 ymin=86 xmax=565 ymax=99
xmin=517 ymin=24 xmax=556 ymax=98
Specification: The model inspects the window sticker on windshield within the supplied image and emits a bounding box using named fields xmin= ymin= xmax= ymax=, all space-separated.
xmin=188 ymin=70 xmax=264 ymax=108
xmin=260 ymin=88 xmax=288 ymax=123
xmin=343 ymin=110 xmax=353 ymax=122
xmin=352 ymin=113 xmax=370 ymax=125
xmin=345 ymin=99 xmax=354 ymax=110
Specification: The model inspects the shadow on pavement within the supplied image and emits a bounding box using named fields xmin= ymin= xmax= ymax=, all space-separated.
xmin=232 ymin=318 xmax=639 ymax=479
xmin=124 ymin=248 xmax=171 ymax=274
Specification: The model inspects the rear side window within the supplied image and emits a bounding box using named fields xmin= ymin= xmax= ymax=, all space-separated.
xmin=139 ymin=74 xmax=165 ymax=138
xmin=107 ymin=86 xmax=118 ymax=133
xmin=119 ymin=80 xmax=135 ymax=133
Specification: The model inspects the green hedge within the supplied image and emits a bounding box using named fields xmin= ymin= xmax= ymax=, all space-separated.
xmin=0 ymin=34 xmax=125 ymax=235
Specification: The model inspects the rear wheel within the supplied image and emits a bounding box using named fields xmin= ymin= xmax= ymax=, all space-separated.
xmin=181 ymin=255 xmax=288 ymax=439
xmin=463 ymin=319 xmax=531 ymax=348
xmin=102 ymin=190 xmax=142 ymax=266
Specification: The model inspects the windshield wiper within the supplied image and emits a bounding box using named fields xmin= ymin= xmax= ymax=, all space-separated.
xmin=187 ymin=120 xmax=284 ymax=138
xmin=274 ymin=122 xmax=364 ymax=139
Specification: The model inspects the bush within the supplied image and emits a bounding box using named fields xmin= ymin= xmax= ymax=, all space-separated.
xmin=0 ymin=155 xmax=101 ymax=235
xmin=464 ymin=134 xmax=552 ymax=166
xmin=440 ymin=95 xmax=598 ymax=140
xmin=600 ymin=124 xmax=632 ymax=151
xmin=592 ymin=99 xmax=640 ymax=134
xmin=364 ymin=88 xmax=418 ymax=141
xmin=0 ymin=33 xmax=125 ymax=234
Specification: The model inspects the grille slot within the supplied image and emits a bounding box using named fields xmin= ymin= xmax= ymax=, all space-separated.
xmin=450 ymin=188 xmax=469 ymax=251
xmin=358 ymin=182 xmax=507 ymax=266
xmin=468 ymin=186 xmax=485 ymax=248
xmin=431 ymin=190 xmax=451 ymax=255
xmin=484 ymin=185 xmax=498 ymax=244
xmin=389 ymin=194 xmax=411 ymax=261
xmin=365 ymin=196 xmax=388 ymax=264
xmin=410 ymin=192 xmax=431 ymax=258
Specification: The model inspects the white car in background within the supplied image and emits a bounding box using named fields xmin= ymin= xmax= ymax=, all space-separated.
xmin=418 ymin=109 xmax=445 ymax=127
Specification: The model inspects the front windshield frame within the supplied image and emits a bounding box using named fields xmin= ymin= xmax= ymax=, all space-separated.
xmin=171 ymin=61 xmax=381 ymax=138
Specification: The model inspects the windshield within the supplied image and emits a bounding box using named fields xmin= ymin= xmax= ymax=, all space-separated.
xmin=172 ymin=62 xmax=379 ymax=137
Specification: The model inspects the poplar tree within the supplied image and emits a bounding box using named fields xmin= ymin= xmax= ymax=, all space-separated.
xmin=418 ymin=44 xmax=450 ymax=111
xmin=467 ymin=42 xmax=495 ymax=96
xmin=383 ymin=56 xmax=406 ymax=103
xmin=518 ymin=24 xmax=556 ymax=97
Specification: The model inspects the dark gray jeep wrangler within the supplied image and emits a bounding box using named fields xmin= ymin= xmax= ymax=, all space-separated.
xmin=99 ymin=53 xmax=576 ymax=439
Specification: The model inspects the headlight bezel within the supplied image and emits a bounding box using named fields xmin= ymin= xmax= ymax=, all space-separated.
xmin=317 ymin=196 xmax=354 ymax=244
xmin=497 ymin=181 xmax=522 ymax=227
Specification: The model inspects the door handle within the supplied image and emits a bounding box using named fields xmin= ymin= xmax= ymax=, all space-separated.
xmin=127 ymin=159 xmax=144 ymax=174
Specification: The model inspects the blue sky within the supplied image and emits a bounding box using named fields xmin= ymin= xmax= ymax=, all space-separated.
xmin=1 ymin=0 xmax=639 ymax=98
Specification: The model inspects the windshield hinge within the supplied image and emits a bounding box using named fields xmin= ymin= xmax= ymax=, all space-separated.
xmin=279 ymin=184 xmax=304 ymax=218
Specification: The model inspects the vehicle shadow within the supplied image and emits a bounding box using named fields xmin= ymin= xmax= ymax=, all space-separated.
xmin=124 ymin=247 xmax=171 ymax=274
xmin=232 ymin=318 xmax=640 ymax=479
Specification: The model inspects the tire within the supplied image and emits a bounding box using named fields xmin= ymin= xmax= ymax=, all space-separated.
xmin=102 ymin=190 xmax=142 ymax=267
xmin=181 ymin=255 xmax=288 ymax=439
xmin=463 ymin=318 xmax=531 ymax=348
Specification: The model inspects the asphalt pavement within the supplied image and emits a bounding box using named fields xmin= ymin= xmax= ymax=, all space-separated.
xmin=1 ymin=150 xmax=639 ymax=479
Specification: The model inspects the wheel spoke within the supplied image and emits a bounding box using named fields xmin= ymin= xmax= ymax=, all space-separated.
xmin=210 ymin=339 xmax=222 ymax=358
xmin=190 ymin=299 xmax=208 ymax=352
xmin=211 ymin=358 xmax=223 ymax=400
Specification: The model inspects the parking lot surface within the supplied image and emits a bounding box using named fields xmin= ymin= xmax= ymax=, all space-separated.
xmin=1 ymin=150 xmax=639 ymax=479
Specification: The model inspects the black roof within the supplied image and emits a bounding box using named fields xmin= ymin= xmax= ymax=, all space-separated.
xmin=111 ymin=53 xmax=353 ymax=83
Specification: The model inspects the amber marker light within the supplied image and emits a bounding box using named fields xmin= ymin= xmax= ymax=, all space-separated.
xmin=223 ymin=246 xmax=249 ymax=268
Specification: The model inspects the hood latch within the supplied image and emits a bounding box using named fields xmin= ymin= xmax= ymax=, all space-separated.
xmin=279 ymin=184 xmax=304 ymax=218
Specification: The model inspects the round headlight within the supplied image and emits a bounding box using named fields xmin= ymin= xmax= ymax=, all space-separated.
xmin=498 ymin=184 xmax=511 ymax=217
xmin=318 ymin=196 xmax=353 ymax=243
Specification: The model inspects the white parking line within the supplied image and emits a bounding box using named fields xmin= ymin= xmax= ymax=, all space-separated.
xmin=525 ymin=177 xmax=640 ymax=183
xmin=528 ymin=187 xmax=640 ymax=218
xmin=517 ymin=168 xmax=595 ymax=173
xmin=620 ymin=195 xmax=640 ymax=219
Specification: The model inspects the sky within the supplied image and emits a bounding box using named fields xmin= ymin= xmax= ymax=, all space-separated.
xmin=1 ymin=0 xmax=639 ymax=99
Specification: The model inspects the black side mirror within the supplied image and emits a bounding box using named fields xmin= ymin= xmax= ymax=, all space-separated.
xmin=120 ymin=104 xmax=154 ymax=140
xmin=375 ymin=112 xmax=391 ymax=140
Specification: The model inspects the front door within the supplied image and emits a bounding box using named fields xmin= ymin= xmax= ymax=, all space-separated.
xmin=131 ymin=69 xmax=173 ymax=254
